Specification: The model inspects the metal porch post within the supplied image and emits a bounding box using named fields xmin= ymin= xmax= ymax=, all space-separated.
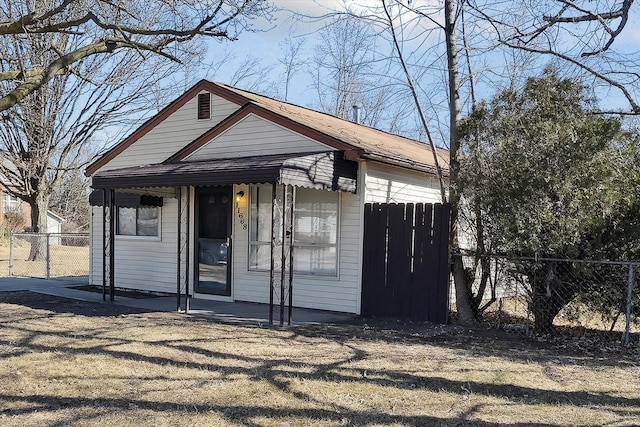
xmin=176 ymin=186 xmax=191 ymax=313
xmin=185 ymin=187 xmax=191 ymax=312
xmin=269 ymin=183 xmax=276 ymax=325
xmin=102 ymin=189 xmax=107 ymax=301
xmin=288 ymin=187 xmax=295 ymax=325
xmin=177 ymin=186 xmax=182 ymax=311
xmin=280 ymin=184 xmax=287 ymax=326
xmin=109 ymin=189 xmax=116 ymax=302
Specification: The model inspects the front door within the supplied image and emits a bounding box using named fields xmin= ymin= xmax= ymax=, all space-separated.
xmin=195 ymin=186 xmax=232 ymax=296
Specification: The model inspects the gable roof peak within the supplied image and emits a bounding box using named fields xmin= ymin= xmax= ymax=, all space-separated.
xmin=86 ymin=79 xmax=449 ymax=177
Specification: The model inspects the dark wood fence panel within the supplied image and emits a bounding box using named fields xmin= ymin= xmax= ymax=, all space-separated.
xmin=361 ymin=202 xmax=451 ymax=324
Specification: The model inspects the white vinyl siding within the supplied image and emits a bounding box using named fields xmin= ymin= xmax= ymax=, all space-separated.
xmin=185 ymin=114 xmax=332 ymax=161
xmin=99 ymin=92 xmax=239 ymax=171
xmin=89 ymin=198 xmax=178 ymax=294
xmin=364 ymin=162 xmax=443 ymax=204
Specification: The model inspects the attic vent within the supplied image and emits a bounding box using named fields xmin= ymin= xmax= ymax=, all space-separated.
xmin=197 ymin=93 xmax=211 ymax=120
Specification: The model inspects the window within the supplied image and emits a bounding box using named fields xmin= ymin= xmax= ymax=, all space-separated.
xmin=197 ymin=93 xmax=211 ymax=120
xmin=293 ymin=189 xmax=338 ymax=275
xmin=117 ymin=206 xmax=160 ymax=237
xmin=249 ymin=185 xmax=278 ymax=270
xmin=249 ymin=185 xmax=339 ymax=276
xmin=2 ymin=192 xmax=21 ymax=213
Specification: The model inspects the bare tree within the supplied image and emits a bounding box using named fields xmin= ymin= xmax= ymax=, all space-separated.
xmin=311 ymin=14 xmax=374 ymax=119
xmin=330 ymin=0 xmax=640 ymax=325
xmin=0 ymin=0 xmax=273 ymax=111
xmin=50 ymin=167 xmax=91 ymax=231
xmin=0 ymin=45 xmax=172 ymax=258
xmin=226 ymin=55 xmax=274 ymax=92
xmin=279 ymin=37 xmax=307 ymax=102
xmin=0 ymin=0 xmax=272 ymax=259
xmin=466 ymin=0 xmax=640 ymax=114
xmin=309 ymin=14 xmax=414 ymax=133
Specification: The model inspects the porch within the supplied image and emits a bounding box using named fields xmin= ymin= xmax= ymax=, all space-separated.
xmin=0 ymin=277 xmax=353 ymax=326
xmin=89 ymin=150 xmax=361 ymax=322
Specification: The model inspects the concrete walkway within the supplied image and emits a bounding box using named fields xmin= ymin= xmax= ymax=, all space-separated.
xmin=0 ymin=276 xmax=353 ymax=326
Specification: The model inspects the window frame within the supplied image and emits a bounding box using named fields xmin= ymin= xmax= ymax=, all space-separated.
xmin=291 ymin=189 xmax=340 ymax=276
xmin=115 ymin=206 xmax=162 ymax=240
xmin=248 ymin=185 xmax=340 ymax=277
xmin=2 ymin=192 xmax=21 ymax=213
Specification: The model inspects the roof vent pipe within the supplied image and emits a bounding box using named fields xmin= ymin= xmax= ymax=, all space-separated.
xmin=351 ymin=105 xmax=361 ymax=124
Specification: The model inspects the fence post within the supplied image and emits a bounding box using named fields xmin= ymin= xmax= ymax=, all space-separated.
xmin=623 ymin=263 xmax=635 ymax=346
xmin=46 ymin=233 xmax=51 ymax=280
xmin=9 ymin=232 xmax=14 ymax=276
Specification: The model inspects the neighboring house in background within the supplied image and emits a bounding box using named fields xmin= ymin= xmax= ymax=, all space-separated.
xmin=85 ymin=80 xmax=449 ymax=315
xmin=1 ymin=179 xmax=64 ymax=236
xmin=46 ymin=211 xmax=65 ymax=244
xmin=0 ymin=183 xmax=31 ymax=230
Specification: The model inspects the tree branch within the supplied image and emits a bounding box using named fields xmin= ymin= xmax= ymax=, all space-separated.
xmin=0 ymin=36 xmax=182 ymax=111
xmin=539 ymin=0 xmax=633 ymax=56
xmin=382 ymin=0 xmax=448 ymax=203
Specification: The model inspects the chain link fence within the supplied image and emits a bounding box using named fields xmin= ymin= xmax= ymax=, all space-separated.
xmin=7 ymin=232 xmax=89 ymax=281
xmin=454 ymin=254 xmax=640 ymax=345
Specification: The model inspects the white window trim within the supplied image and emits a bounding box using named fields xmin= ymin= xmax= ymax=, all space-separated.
xmin=292 ymin=197 xmax=341 ymax=278
xmin=115 ymin=206 xmax=162 ymax=241
xmin=248 ymin=185 xmax=340 ymax=277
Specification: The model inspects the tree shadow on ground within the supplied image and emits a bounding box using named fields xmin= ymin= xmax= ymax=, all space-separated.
xmin=295 ymin=316 xmax=640 ymax=367
xmin=0 ymin=291 xmax=638 ymax=427
xmin=1 ymin=392 xmax=629 ymax=427
xmin=0 ymin=290 xmax=154 ymax=316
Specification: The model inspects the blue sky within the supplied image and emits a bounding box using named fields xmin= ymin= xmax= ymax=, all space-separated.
xmin=96 ymin=1 xmax=640 ymax=149
xmin=205 ymin=0 xmax=640 ymax=123
xmin=195 ymin=1 xmax=404 ymax=103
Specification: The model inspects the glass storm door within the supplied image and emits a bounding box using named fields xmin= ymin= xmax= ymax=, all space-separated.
xmin=195 ymin=186 xmax=232 ymax=296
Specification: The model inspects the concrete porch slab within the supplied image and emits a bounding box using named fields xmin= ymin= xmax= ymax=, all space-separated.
xmin=0 ymin=277 xmax=353 ymax=326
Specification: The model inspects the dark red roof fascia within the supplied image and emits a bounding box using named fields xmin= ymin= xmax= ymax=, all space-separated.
xmin=166 ymin=103 xmax=356 ymax=163
xmin=85 ymin=80 xmax=251 ymax=176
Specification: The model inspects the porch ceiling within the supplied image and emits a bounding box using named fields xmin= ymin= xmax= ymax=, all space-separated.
xmin=90 ymin=151 xmax=358 ymax=194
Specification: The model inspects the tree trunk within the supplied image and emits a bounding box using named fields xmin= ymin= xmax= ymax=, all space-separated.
xmin=445 ymin=0 xmax=476 ymax=325
xmin=452 ymin=249 xmax=476 ymax=324
xmin=531 ymin=290 xmax=566 ymax=333
xmin=528 ymin=261 xmax=579 ymax=333
xmin=27 ymin=192 xmax=51 ymax=261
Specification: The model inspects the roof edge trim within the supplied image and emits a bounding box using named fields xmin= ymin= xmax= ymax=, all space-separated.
xmin=85 ymin=79 xmax=250 ymax=177
xmin=167 ymin=103 xmax=356 ymax=162
xmin=361 ymin=152 xmax=450 ymax=177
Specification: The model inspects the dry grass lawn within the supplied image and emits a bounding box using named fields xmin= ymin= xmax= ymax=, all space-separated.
xmin=0 ymin=238 xmax=89 ymax=278
xmin=0 ymin=291 xmax=638 ymax=427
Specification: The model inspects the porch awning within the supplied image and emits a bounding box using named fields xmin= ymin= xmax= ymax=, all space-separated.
xmin=88 ymin=191 xmax=164 ymax=207
xmin=90 ymin=151 xmax=358 ymax=193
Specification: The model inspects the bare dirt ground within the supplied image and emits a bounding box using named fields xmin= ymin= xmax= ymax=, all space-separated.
xmin=0 ymin=291 xmax=638 ymax=427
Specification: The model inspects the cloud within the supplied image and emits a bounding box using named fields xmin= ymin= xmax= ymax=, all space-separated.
xmin=275 ymin=0 xmax=388 ymax=17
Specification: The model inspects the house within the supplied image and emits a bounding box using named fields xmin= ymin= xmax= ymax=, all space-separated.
xmin=0 ymin=183 xmax=30 ymax=229
xmin=85 ymin=80 xmax=449 ymax=315
xmin=45 ymin=211 xmax=65 ymax=244
xmin=1 ymin=170 xmax=65 ymax=238
xmin=1 ymin=183 xmax=64 ymax=238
